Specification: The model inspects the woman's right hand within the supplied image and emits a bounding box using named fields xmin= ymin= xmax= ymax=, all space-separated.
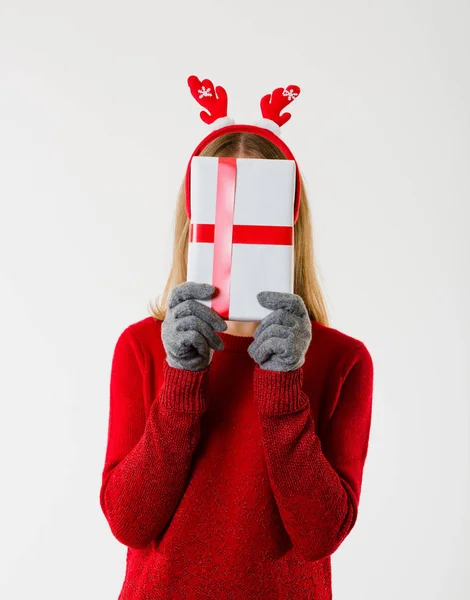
xmin=161 ymin=281 xmax=228 ymax=372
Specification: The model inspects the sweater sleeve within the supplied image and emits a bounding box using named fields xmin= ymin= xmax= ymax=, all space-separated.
xmin=99 ymin=326 xmax=210 ymax=549
xmin=252 ymin=341 xmax=374 ymax=562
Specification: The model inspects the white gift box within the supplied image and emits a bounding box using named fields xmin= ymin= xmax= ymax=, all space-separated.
xmin=187 ymin=156 xmax=296 ymax=322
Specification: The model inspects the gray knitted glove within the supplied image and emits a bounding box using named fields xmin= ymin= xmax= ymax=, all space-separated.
xmin=247 ymin=291 xmax=312 ymax=372
xmin=161 ymin=281 xmax=228 ymax=372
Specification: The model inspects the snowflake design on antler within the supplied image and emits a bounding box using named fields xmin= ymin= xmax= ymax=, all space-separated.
xmin=188 ymin=76 xmax=229 ymax=125
xmin=198 ymin=86 xmax=212 ymax=99
xmin=282 ymin=88 xmax=299 ymax=102
xmin=260 ymin=84 xmax=301 ymax=127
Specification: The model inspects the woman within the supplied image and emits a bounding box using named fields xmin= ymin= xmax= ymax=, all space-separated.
xmin=99 ymin=89 xmax=374 ymax=599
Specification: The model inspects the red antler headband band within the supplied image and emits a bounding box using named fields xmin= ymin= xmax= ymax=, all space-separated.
xmin=185 ymin=75 xmax=302 ymax=224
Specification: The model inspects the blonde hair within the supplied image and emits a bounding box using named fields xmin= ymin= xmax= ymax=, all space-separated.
xmin=148 ymin=132 xmax=330 ymax=326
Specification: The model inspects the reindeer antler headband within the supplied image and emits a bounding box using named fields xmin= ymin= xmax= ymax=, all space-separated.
xmin=185 ymin=75 xmax=302 ymax=224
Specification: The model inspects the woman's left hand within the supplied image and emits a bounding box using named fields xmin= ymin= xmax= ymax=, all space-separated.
xmin=247 ymin=291 xmax=312 ymax=372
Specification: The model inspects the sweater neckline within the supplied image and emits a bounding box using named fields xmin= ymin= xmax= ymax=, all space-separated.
xmin=218 ymin=329 xmax=255 ymax=353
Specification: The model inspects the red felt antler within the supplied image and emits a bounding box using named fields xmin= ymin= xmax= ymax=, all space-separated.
xmin=260 ymin=85 xmax=301 ymax=127
xmin=187 ymin=75 xmax=229 ymax=125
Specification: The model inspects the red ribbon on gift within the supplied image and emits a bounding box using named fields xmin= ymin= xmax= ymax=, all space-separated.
xmin=189 ymin=157 xmax=294 ymax=320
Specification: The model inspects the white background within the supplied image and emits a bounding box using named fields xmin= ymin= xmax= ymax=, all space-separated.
xmin=1 ymin=1 xmax=469 ymax=598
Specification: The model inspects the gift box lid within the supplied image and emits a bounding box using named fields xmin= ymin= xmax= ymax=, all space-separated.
xmin=190 ymin=156 xmax=296 ymax=227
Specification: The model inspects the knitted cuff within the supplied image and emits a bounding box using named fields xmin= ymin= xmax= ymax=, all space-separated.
xmin=253 ymin=363 xmax=309 ymax=415
xmin=159 ymin=359 xmax=210 ymax=412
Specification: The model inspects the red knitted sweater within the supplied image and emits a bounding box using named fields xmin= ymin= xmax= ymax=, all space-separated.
xmin=99 ymin=315 xmax=374 ymax=599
